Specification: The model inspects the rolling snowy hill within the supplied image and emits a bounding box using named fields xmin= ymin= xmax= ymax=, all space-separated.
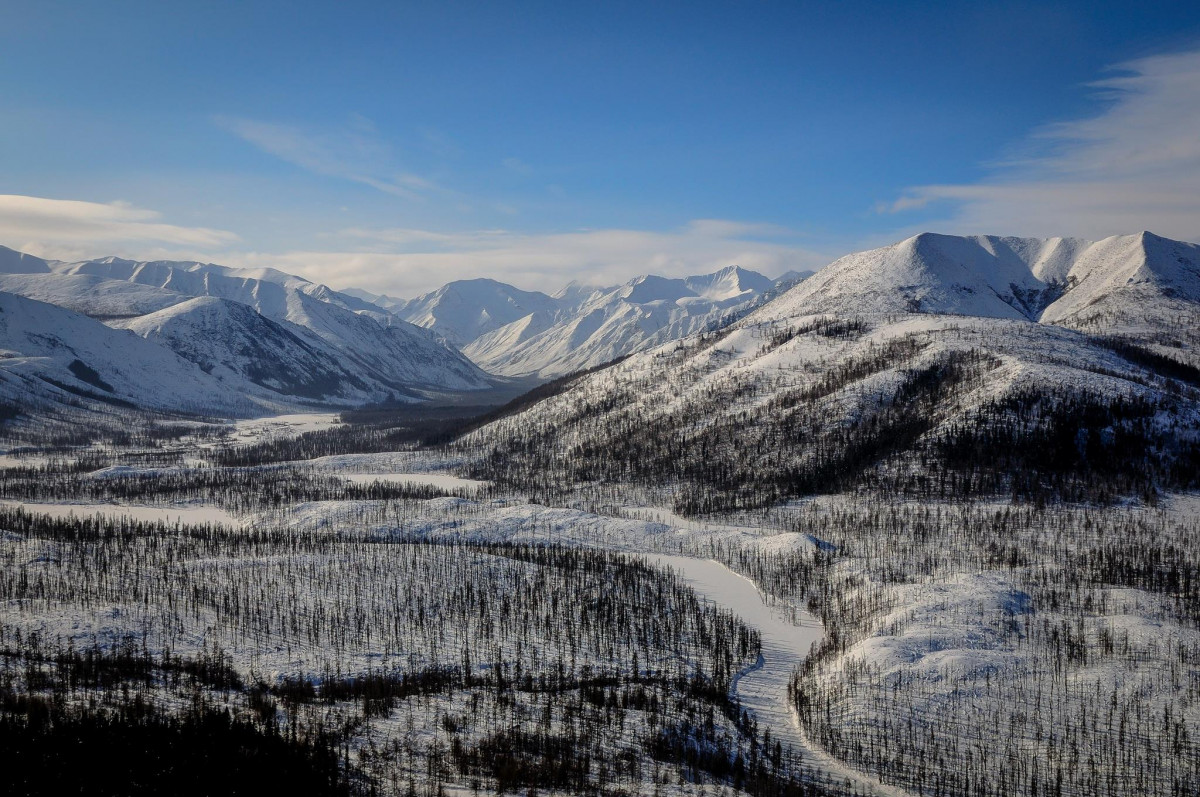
xmin=0 ymin=245 xmax=51 ymax=275
xmin=116 ymin=297 xmax=405 ymax=403
xmin=0 ymin=290 xmax=256 ymax=418
xmin=0 ymin=272 xmax=190 ymax=319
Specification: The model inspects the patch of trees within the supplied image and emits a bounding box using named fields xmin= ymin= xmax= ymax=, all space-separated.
xmin=0 ymin=505 xmax=827 ymax=795
xmin=717 ymin=501 xmax=1200 ymax=797
xmin=0 ymin=645 xmax=348 ymax=797
xmin=463 ymin=322 xmax=1200 ymax=510
xmin=0 ymin=464 xmax=467 ymax=512
xmin=1093 ymin=335 xmax=1200 ymax=390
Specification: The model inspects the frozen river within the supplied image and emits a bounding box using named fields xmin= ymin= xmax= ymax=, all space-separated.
xmin=1 ymin=500 xmax=239 ymax=527
xmin=647 ymin=553 xmax=911 ymax=796
xmin=647 ymin=555 xmax=821 ymax=748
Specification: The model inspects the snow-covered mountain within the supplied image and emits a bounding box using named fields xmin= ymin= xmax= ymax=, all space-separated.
xmin=0 ymin=245 xmax=51 ymax=275
xmin=0 ymin=290 xmax=255 ymax=418
xmin=388 ymin=279 xmax=561 ymax=348
xmin=0 ymin=272 xmax=189 ymax=319
xmin=758 ymin=232 xmax=1200 ymax=359
xmin=52 ymin=256 xmax=490 ymax=391
xmin=464 ymin=231 xmax=1200 ymax=506
xmin=0 ymin=248 xmax=494 ymax=413
xmin=384 ymin=265 xmax=791 ymax=378
xmin=115 ymin=297 xmax=400 ymax=403
xmin=6 ymin=231 xmax=1192 ymax=422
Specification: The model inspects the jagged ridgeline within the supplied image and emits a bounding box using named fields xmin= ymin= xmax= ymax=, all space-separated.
xmin=0 ymin=248 xmax=493 ymax=421
xmin=461 ymin=232 xmax=1200 ymax=509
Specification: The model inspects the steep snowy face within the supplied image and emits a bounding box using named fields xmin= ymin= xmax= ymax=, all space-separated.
xmin=393 ymin=279 xmax=560 ymax=348
xmin=50 ymin=255 xmax=493 ymax=394
xmin=1040 ymin=232 xmax=1200 ymax=326
xmin=116 ymin=297 xmax=398 ymax=403
xmin=0 ymin=290 xmax=253 ymax=416
xmin=397 ymin=266 xmax=791 ymax=378
xmin=756 ymin=233 xmax=1063 ymax=321
xmin=683 ymin=265 xmax=776 ymax=303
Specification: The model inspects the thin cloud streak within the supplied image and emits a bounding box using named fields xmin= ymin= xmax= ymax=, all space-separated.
xmin=889 ymin=47 xmax=1200 ymax=242
xmin=217 ymin=116 xmax=441 ymax=200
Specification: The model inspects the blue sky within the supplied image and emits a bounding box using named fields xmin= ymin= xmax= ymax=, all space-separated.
xmin=2 ymin=0 xmax=1199 ymax=295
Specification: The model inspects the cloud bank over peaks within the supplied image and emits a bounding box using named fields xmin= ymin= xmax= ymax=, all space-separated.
xmin=0 ymin=195 xmax=239 ymax=261
xmin=236 ymin=220 xmax=829 ymax=298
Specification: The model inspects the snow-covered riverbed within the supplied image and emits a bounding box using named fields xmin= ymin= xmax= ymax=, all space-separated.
xmin=1 ymin=500 xmax=239 ymax=527
xmin=646 ymin=553 xmax=912 ymax=796
xmin=231 ymin=412 xmax=341 ymax=444
xmin=647 ymin=555 xmax=820 ymax=742
xmin=341 ymin=473 xmax=490 ymax=491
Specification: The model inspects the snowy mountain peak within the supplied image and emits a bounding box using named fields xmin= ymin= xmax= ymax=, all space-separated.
xmin=684 ymin=265 xmax=775 ymax=302
xmin=393 ymin=279 xmax=559 ymax=348
xmin=447 ymin=267 xmax=786 ymax=377
xmin=748 ymin=231 xmax=1200 ymax=368
xmin=0 ymin=246 xmax=494 ymax=414
xmin=0 ymin=245 xmax=51 ymax=275
xmin=759 ymin=231 xmax=1200 ymax=325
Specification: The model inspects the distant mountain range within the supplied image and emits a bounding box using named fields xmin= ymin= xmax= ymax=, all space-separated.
xmin=0 ymin=246 xmax=801 ymax=418
xmin=351 ymin=265 xmax=798 ymax=378
xmin=0 ymin=248 xmax=491 ymax=416
xmin=1 ymin=231 xmax=1195 ymax=424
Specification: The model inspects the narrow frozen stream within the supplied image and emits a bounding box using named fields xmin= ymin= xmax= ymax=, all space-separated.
xmin=647 ymin=553 xmax=912 ymax=797
xmin=1 ymin=500 xmax=239 ymax=527
xmin=341 ymin=473 xmax=490 ymax=490
xmin=647 ymin=555 xmax=821 ymax=745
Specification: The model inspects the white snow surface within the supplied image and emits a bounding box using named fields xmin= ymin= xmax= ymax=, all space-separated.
xmin=390 ymin=278 xmax=561 ymax=348
xmin=383 ymin=266 xmax=788 ymax=378
xmin=0 ymin=290 xmax=259 ymax=415
xmin=0 ymin=249 xmax=494 ymax=413
xmin=341 ymin=473 xmax=490 ymax=490
xmin=1 ymin=499 xmax=238 ymax=526
xmin=756 ymin=232 xmax=1200 ymax=340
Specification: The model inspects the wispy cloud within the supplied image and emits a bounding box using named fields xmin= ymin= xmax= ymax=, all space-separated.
xmin=229 ymin=220 xmax=829 ymax=298
xmin=887 ymin=47 xmax=1200 ymax=242
xmin=0 ymin=194 xmax=238 ymax=260
xmin=217 ymin=116 xmax=441 ymax=200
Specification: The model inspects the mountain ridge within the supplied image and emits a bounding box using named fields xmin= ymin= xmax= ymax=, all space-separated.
xmin=0 ymin=248 xmax=495 ymax=417
xmin=385 ymin=265 xmax=791 ymax=378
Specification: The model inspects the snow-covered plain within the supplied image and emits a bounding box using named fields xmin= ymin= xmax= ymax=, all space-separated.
xmin=0 ymin=499 xmax=238 ymax=526
xmin=341 ymin=473 xmax=490 ymax=490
